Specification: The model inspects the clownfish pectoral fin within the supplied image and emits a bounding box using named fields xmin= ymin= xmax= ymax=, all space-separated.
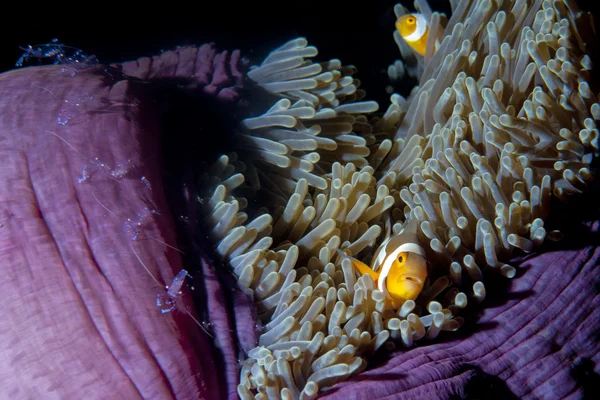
xmin=352 ymin=259 xmax=380 ymax=282
xmin=336 ymin=249 xmax=379 ymax=282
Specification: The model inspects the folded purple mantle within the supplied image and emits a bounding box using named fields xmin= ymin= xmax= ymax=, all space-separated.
xmin=0 ymin=45 xmax=253 ymax=400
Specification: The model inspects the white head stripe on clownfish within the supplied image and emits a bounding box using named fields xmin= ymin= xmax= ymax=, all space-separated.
xmin=402 ymin=13 xmax=428 ymax=42
xmin=371 ymin=221 xmax=415 ymax=271
xmin=378 ymin=242 xmax=426 ymax=299
xmin=372 ymin=236 xmax=392 ymax=271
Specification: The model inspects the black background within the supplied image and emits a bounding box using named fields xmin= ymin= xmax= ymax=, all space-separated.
xmin=0 ymin=1 xmax=449 ymax=105
xmin=0 ymin=1 xmax=595 ymax=106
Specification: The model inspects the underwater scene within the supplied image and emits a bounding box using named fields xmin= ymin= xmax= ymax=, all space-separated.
xmin=1 ymin=0 xmax=600 ymax=399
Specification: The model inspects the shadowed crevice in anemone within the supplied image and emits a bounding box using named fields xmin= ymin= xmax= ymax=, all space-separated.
xmin=459 ymin=365 xmax=519 ymax=400
xmin=570 ymin=357 xmax=600 ymax=400
xmin=113 ymin=44 xmax=260 ymax=397
xmin=153 ymin=77 xmax=261 ymax=380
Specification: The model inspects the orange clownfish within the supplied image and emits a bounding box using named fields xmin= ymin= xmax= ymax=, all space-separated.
xmin=395 ymin=13 xmax=430 ymax=56
xmin=338 ymin=220 xmax=428 ymax=309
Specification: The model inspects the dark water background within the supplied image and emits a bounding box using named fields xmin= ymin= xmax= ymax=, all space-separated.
xmin=0 ymin=1 xmax=455 ymax=106
xmin=2 ymin=1 xmax=597 ymax=105
xmin=0 ymin=0 xmax=599 ymax=109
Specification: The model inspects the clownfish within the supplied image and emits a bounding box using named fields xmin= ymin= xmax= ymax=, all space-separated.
xmin=395 ymin=13 xmax=430 ymax=56
xmin=338 ymin=219 xmax=428 ymax=309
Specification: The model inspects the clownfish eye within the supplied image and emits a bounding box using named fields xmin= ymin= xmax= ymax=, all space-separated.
xmin=398 ymin=255 xmax=404 ymax=263
xmin=407 ymin=17 xmax=415 ymax=24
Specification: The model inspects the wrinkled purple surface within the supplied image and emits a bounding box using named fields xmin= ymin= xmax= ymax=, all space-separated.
xmin=0 ymin=45 xmax=253 ymax=399
xmin=1 ymin=43 xmax=599 ymax=400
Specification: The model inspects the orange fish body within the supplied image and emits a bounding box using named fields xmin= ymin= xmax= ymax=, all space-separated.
xmin=340 ymin=221 xmax=428 ymax=309
xmin=396 ymin=13 xmax=430 ymax=56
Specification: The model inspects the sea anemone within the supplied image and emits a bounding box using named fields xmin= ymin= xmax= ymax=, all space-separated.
xmin=198 ymin=0 xmax=598 ymax=398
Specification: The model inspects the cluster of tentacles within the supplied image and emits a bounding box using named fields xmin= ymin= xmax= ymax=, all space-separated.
xmin=195 ymin=1 xmax=598 ymax=398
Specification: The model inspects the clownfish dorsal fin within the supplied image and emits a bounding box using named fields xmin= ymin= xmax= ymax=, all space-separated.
xmin=370 ymin=212 xmax=393 ymax=272
xmin=385 ymin=219 xmax=426 ymax=262
xmin=384 ymin=211 xmax=393 ymax=242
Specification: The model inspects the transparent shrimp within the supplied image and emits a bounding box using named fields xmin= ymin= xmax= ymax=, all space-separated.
xmin=47 ymin=106 xmax=211 ymax=337
xmin=131 ymin=244 xmax=214 ymax=338
xmin=156 ymin=269 xmax=193 ymax=313
xmin=15 ymin=38 xmax=98 ymax=69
